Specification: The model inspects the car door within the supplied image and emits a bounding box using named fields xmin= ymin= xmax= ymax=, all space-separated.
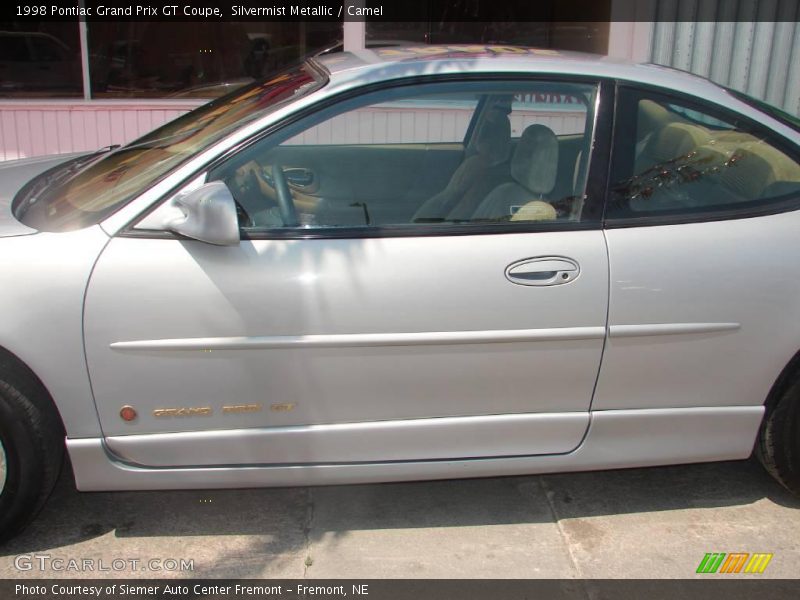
xmin=83 ymin=77 xmax=611 ymax=468
xmin=594 ymin=86 xmax=800 ymax=419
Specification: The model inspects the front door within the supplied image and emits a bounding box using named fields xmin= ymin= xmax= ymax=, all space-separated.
xmin=83 ymin=77 xmax=610 ymax=467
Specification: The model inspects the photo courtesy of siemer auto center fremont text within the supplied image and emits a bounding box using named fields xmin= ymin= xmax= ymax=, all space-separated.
xmin=0 ymin=1 xmax=800 ymax=598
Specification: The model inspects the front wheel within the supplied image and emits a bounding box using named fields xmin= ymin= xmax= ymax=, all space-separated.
xmin=0 ymin=371 xmax=64 ymax=543
xmin=757 ymin=376 xmax=800 ymax=496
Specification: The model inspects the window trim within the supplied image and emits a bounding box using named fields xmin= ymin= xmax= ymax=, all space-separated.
xmin=463 ymin=93 xmax=489 ymax=150
xmin=123 ymin=73 xmax=612 ymax=241
xmin=603 ymin=82 xmax=800 ymax=229
xmin=724 ymin=87 xmax=800 ymax=135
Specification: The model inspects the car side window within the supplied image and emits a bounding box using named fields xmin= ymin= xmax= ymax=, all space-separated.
xmin=209 ymin=80 xmax=598 ymax=232
xmin=607 ymin=88 xmax=800 ymax=219
xmin=285 ymin=93 xmax=479 ymax=146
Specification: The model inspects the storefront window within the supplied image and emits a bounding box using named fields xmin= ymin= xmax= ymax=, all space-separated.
xmin=367 ymin=21 xmax=609 ymax=56
xmin=0 ymin=20 xmax=340 ymax=99
xmin=1 ymin=3 xmax=611 ymax=101
xmin=87 ymin=22 xmax=340 ymax=99
xmin=0 ymin=22 xmax=82 ymax=97
xmin=0 ymin=6 xmax=609 ymax=99
xmin=366 ymin=0 xmax=611 ymax=56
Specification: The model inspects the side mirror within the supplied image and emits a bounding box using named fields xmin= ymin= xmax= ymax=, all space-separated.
xmin=167 ymin=181 xmax=240 ymax=246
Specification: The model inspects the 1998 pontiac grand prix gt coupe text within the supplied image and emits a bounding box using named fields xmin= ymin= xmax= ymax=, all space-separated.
xmin=1 ymin=46 xmax=799 ymax=541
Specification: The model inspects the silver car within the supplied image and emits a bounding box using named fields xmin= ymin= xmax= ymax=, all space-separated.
xmin=1 ymin=46 xmax=799 ymax=542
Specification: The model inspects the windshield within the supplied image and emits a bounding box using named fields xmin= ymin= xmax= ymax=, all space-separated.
xmin=13 ymin=62 xmax=326 ymax=232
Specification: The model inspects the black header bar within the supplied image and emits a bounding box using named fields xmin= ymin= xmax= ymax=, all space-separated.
xmin=5 ymin=579 xmax=800 ymax=600
xmin=3 ymin=0 xmax=799 ymax=23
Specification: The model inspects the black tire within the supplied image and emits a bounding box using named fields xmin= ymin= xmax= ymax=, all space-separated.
xmin=757 ymin=376 xmax=800 ymax=496
xmin=0 ymin=368 xmax=64 ymax=544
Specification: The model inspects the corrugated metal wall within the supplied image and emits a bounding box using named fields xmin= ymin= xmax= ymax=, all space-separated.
xmin=648 ymin=0 xmax=800 ymax=115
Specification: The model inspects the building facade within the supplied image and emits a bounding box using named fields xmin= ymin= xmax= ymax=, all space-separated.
xmin=1 ymin=0 xmax=798 ymax=160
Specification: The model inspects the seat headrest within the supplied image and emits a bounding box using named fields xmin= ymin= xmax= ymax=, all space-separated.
xmin=637 ymin=100 xmax=671 ymax=141
xmin=511 ymin=124 xmax=558 ymax=195
xmin=645 ymin=122 xmax=710 ymax=164
xmin=474 ymin=110 xmax=511 ymax=165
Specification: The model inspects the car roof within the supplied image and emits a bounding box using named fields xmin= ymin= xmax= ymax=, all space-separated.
xmin=312 ymin=44 xmax=727 ymax=103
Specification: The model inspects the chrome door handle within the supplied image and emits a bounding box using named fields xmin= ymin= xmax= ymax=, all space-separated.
xmin=505 ymin=257 xmax=580 ymax=286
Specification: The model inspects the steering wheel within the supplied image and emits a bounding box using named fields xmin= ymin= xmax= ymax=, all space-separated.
xmin=269 ymin=163 xmax=299 ymax=227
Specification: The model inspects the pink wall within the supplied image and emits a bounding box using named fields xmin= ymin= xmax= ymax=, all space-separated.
xmin=0 ymin=100 xmax=204 ymax=161
xmin=1 ymin=100 xmax=589 ymax=162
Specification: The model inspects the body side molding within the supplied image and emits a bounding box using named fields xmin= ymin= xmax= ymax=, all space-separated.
xmin=609 ymin=323 xmax=741 ymax=338
xmin=109 ymin=327 xmax=606 ymax=351
xmin=109 ymin=322 xmax=741 ymax=352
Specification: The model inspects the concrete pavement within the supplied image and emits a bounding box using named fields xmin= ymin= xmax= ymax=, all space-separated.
xmin=1 ymin=457 xmax=798 ymax=578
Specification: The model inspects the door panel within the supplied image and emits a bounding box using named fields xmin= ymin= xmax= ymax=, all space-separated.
xmin=84 ymin=231 xmax=608 ymax=466
xmin=265 ymin=143 xmax=464 ymax=225
xmin=85 ymin=77 xmax=607 ymax=467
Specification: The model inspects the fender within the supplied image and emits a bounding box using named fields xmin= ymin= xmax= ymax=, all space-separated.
xmin=0 ymin=226 xmax=109 ymax=438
